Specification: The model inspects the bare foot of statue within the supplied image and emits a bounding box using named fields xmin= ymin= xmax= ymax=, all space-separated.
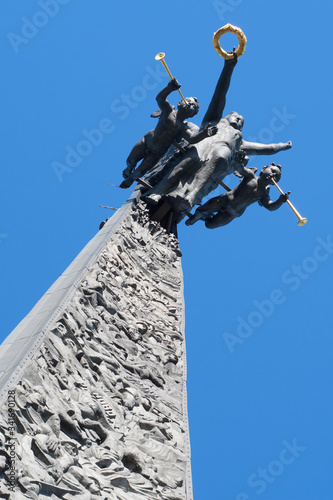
xmin=185 ymin=215 xmax=196 ymax=226
xmin=185 ymin=212 xmax=213 ymax=226
xmin=120 ymin=176 xmax=134 ymax=189
xmin=122 ymin=165 xmax=133 ymax=179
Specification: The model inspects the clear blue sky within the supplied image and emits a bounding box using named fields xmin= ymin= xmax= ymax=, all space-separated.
xmin=1 ymin=1 xmax=333 ymax=499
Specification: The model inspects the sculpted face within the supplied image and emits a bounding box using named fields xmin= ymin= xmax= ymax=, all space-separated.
xmin=178 ymin=97 xmax=199 ymax=118
xmin=260 ymin=164 xmax=282 ymax=183
xmin=63 ymin=442 xmax=78 ymax=456
xmin=226 ymin=112 xmax=244 ymax=130
xmin=56 ymin=322 xmax=66 ymax=335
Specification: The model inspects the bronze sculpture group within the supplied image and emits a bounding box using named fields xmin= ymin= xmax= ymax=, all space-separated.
xmin=120 ymin=25 xmax=306 ymax=229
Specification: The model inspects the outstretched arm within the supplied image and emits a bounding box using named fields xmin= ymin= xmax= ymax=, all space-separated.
xmin=241 ymin=140 xmax=292 ymax=156
xmin=201 ymin=54 xmax=238 ymax=126
xmin=156 ymin=78 xmax=181 ymax=113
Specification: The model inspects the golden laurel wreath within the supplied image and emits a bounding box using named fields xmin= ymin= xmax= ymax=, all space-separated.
xmin=213 ymin=24 xmax=247 ymax=60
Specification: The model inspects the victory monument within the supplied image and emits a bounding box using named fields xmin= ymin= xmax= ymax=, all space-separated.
xmin=0 ymin=25 xmax=306 ymax=500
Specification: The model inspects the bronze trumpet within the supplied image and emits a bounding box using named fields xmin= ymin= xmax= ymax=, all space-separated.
xmin=155 ymin=52 xmax=188 ymax=105
xmin=270 ymin=176 xmax=307 ymax=226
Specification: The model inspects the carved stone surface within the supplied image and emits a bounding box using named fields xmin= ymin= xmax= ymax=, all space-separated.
xmin=0 ymin=199 xmax=192 ymax=500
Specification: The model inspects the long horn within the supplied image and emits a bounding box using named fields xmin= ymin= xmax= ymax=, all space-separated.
xmin=270 ymin=177 xmax=307 ymax=226
xmin=155 ymin=52 xmax=188 ymax=105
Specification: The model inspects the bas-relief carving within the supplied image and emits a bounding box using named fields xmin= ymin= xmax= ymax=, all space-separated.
xmin=0 ymin=201 xmax=189 ymax=500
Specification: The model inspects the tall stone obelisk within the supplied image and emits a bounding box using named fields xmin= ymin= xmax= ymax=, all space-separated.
xmin=0 ymin=193 xmax=193 ymax=500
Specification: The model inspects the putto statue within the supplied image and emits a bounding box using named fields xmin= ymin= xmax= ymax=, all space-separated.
xmin=120 ymin=78 xmax=217 ymax=189
xmin=185 ymin=162 xmax=289 ymax=228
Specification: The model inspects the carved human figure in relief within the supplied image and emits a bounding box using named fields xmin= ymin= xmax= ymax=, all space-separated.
xmin=143 ymin=53 xmax=292 ymax=213
xmin=120 ymin=78 xmax=217 ymax=188
xmin=186 ymin=162 xmax=289 ymax=228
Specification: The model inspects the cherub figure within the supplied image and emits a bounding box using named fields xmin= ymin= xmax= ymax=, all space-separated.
xmin=120 ymin=78 xmax=217 ymax=188
xmin=185 ymin=162 xmax=289 ymax=228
